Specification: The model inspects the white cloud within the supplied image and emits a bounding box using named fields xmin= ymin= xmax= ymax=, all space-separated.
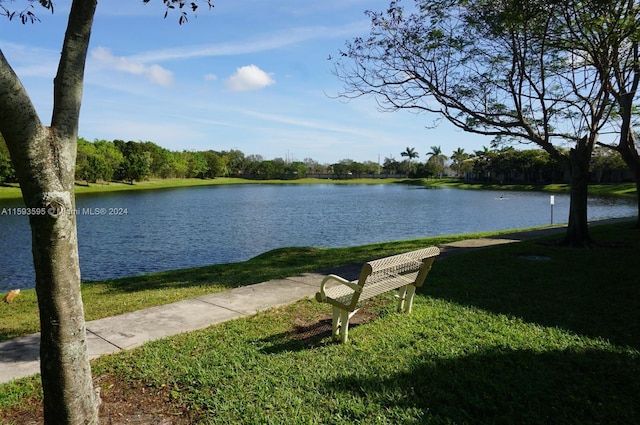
xmin=91 ymin=47 xmax=174 ymax=87
xmin=144 ymin=64 xmax=174 ymax=86
xmin=204 ymin=73 xmax=218 ymax=81
xmin=129 ymin=23 xmax=366 ymax=63
xmin=225 ymin=65 xmax=275 ymax=92
xmin=237 ymin=109 xmax=388 ymax=139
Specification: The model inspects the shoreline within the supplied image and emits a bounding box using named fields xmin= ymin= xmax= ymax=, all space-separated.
xmin=0 ymin=177 xmax=406 ymax=201
xmin=2 ymin=218 xmax=638 ymax=423
xmin=1 ymin=177 xmax=637 ymax=201
xmin=0 ymin=217 xmax=636 ymax=343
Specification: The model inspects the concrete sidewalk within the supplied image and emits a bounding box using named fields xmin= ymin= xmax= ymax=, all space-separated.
xmin=0 ymin=218 xmax=632 ymax=384
xmin=0 ymin=273 xmax=327 ymax=383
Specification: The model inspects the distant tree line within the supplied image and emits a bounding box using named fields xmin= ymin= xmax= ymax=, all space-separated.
xmin=389 ymin=145 xmax=628 ymax=184
xmin=470 ymin=146 xmax=627 ymax=184
xmin=0 ymin=134 xmax=15 ymax=183
xmin=0 ymin=135 xmax=629 ymax=185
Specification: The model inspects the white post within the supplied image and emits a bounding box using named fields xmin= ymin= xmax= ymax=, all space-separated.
xmin=550 ymin=195 xmax=555 ymax=225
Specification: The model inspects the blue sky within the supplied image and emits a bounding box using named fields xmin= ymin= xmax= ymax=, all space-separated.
xmin=1 ymin=0 xmax=493 ymax=165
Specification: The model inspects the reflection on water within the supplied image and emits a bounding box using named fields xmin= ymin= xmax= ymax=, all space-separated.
xmin=0 ymin=184 xmax=635 ymax=291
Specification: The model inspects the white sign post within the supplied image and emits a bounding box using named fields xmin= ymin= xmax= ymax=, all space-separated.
xmin=550 ymin=195 xmax=555 ymax=225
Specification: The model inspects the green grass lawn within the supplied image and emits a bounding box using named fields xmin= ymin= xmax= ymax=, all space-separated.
xmin=0 ymin=177 xmax=408 ymax=201
xmin=0 ymin=184 xmax=21 ymax=200
xmin=1 ymin=222 xmax=639 ymax=423
xmin=427 ymin=178 xmax=638 ymax=197
xmin=1 ymin=177 xmax=636 ymax=201
xmin=0 ymin=230 xmax=517 ymax=342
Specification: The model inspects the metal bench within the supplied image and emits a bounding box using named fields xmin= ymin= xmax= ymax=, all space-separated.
xmin=315 ymin=247 xmax=440 ymax=343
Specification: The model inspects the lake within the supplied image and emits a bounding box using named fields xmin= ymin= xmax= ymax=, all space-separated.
xmin=0 ymin=184 xmax=636 ymax=291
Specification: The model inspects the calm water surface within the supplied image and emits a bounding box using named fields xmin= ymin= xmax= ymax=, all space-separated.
xmin=0 ymin=184 xmax=635 ymax=291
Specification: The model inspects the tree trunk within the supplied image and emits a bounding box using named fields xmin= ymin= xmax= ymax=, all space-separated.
xmin=562 ymin=138 xmax=593 ymax=247
xmin=28 ymin=130 xmax=99 ymax=424
xmin=620 ymin=156 xmax=640 ymax=229
xmin=616 ymin=122 xmax=640 ymax=229
xmin=633 ymin=175 xmax=640 ymax=229
xmin=0 ymin=1 xmax=99 ymax=423
xmin=0 ymin=101 xmax=99 ymax=425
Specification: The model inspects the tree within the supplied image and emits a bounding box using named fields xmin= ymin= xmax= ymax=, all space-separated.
xmin=257 ymin=159 xmax=277 ymax=179
xmin=202 ymin=150 xmax=228 ymax=177
xmin=332 ymin=159 xmax=353 ymax=179
xmin=335 ymin=0 xmax=614 ymax=246
xmin=450 ymin=147 xmax=470 ymax=178
xmin=303 ymin=157 xmax=325 ymax=174
xmin=142 ymin=140 xmax=173 ymax=178
xmin=271 ymin=157 xmax=288 ymax=179
xmin=516 ymin=149 xmax=559 ymax=184
xmin=169 ymin=150 xmax=189 ymax=178
xmin=0 ymin=133 xmax=16 ymax=182
xmin=382 ymin=156 xmax=400 ymax=174
xmin=123 ymin=152 xmax=153 ymax=183
xmin=590 ymin=146 xmax=628 ymax=184
xmin=467 ymin=147 xmax=566 ymax=183
xmin=184 ymin=150 xmax=209 ymax=178
xmin=470 ymin=147 xmax=492 ymax=182
xmin=362 ymin=160 xmax=381 ymax=174
xmin=0 ymin=153 xmax=14 ymax=183
xmin=93 ymin=139 xmax=124 ymax=181
xmin=75 ymin=138 xmax=98 ymax=182
xmin=222 ymin=149 xmax=246 ymax=176
xmin=349 ymin=161 xmax=367 ymax=177
xmin=400 ymin=146 xmax=419 ymax=176
xmin=285 ymin=161 xmax=308 ymax=179
xmin=569 ymin=0 xmax=640 ymax=227
xmin=0 ymin=1 xmax=213 ymax=423
xmin=426 ymin=146 xmax=447 ymax=178
xmin=75 ymin=138 xmax=123 ymax=182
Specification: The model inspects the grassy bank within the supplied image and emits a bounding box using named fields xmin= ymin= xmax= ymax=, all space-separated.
xmin=1 ymin=222 xmax=639 ymax=423
xmin=1 ymin=178 xmax=254 ymax=200
xmin=1 ymin=177 xmax=637 ymax=201
xmin=426 ymin=178 xmax=637 ymax=198
xmin=0 ymin=229 xmax=523 ymax=342
xmin=0 ymin=178 xmax=408 ymax=201
xmin=0 ymin=184 xmax=21 ymax=200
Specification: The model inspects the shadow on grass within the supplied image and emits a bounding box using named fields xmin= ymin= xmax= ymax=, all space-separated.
xmin=259 ymin=319 xmax=334 ymax=353
xmin=258 ymin=297 xmax=389 ymax=354
xmin=421 ymin=223 xmax=640 ymax=351
xmin=259 ymin=313 xmax=382 ymax=354
xmin=87 ymin=247 xmax=329 ymax=294
xmin=87 ymin=240 xmax=450 ymax=296
xmin=324 ymin=347 xmax=640 ymax=424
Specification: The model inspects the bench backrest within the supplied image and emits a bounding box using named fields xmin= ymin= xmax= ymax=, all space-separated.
xmin=353 ymin=246 xmax=440 ymax=306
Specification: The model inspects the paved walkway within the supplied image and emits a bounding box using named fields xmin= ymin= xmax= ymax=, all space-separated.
xmin=0 ymin=219 xmax=632 ymax=383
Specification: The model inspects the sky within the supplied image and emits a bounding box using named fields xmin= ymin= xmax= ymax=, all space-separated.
xmin=0 ymin=0 xmax=494 ymax=165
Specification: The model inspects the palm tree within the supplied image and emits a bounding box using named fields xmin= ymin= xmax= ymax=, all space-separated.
xmin=450 ymin=147 xmax=470 ymax=178
xmin=426 ymin=145 xmax=447 ymax=178
xmin=400 ymin=147 xmax=419 ymax=177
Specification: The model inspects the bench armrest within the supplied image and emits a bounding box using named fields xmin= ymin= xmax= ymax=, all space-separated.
xmin=315 ymin=274 xmax=362 ymax=302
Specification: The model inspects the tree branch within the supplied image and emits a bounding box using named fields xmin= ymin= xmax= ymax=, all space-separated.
xmin=50 ymin=0 xmax=97 ymax=139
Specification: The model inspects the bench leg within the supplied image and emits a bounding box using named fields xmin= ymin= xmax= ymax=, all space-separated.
xmin=332 ymin=307 xmax=355 ymax=343
xmin=332 ymin=307 xmax=342 ymax=340
xmin=397 ymin=285 xmax=417 ymax=314
xmin=397 ymin=285 xmax=408 ymax=312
